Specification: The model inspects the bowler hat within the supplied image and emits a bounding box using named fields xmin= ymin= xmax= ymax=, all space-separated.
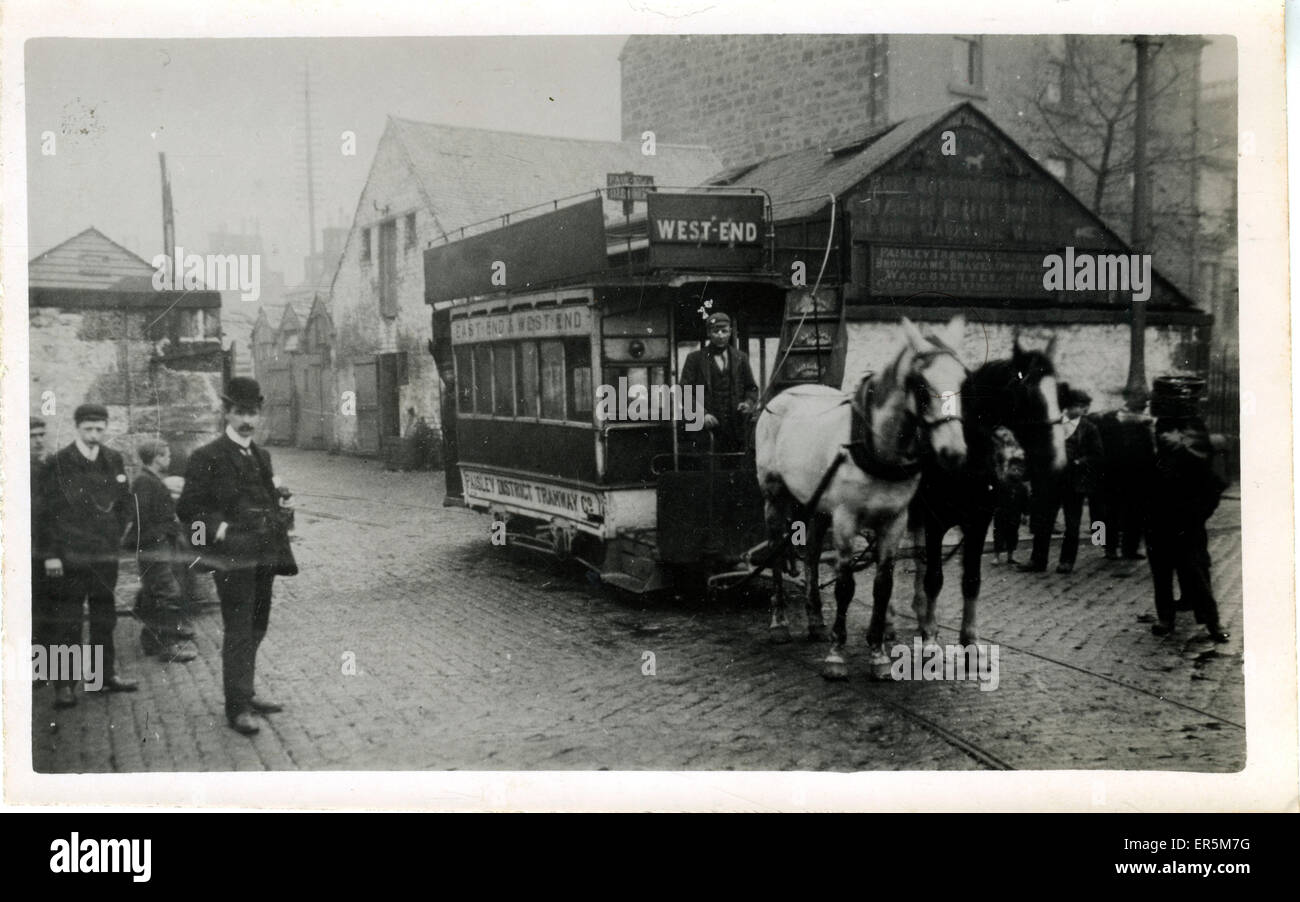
xmin=74 ymin=403 xmax=109 ymax=424
xmin=707 ymin=312 xmax=732 ymax=328
xmin=221 ymin=377 xmax=264 ymax=408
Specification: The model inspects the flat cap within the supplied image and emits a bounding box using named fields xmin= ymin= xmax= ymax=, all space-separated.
xmin=73 ymin=403 xmax=109 ymax=424
xmin=706 ymin=312 xmax=731 ymax=328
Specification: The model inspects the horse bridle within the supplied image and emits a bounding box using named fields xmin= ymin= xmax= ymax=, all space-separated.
xmin=905 ymin=342 xmax=967 ymax=431
xmin=849 ymin=341 xmax=968 ymax=481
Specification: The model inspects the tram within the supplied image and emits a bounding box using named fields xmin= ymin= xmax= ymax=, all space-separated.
xmin=424 ymin=187 xmax=837 ymax=593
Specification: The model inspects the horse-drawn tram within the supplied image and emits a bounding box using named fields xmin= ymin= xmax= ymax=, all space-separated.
xmin=424 ymin=187 xmax=830 ymax=593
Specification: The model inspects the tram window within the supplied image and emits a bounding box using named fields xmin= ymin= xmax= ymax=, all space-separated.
xmin=515 ymin=341 xmax=540 ymax=418
xmin=492 ymin=345 xmax=514 ymax=417
xmin=473 ymin=344 xmax=493 ymax=414
xmin=455 ymin=346 xmax=473 ymax=413
xmin=566 ymin=338 xmax=593 ymax=420
xmin=539 ymin=339 xmax=566 ymax=420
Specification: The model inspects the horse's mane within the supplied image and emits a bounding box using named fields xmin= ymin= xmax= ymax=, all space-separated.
xmin=960 ymin=352 xmax=1055 ymax=463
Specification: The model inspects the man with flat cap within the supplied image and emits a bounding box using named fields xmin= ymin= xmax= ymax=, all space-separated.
xmin=679 ymin=312 xmax=759 ymax=460
xmin=178 ymin=378 xmax=294 ymax=735
xmin=40 ymin=403 xmax=138 ymax=707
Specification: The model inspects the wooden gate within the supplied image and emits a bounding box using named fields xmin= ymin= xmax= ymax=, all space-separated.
xmin=353 ymin=358 xmax=380 ymax=456
xmin=293 ymin=353 xmax=329 ymax=449
xmin=263 ymin=358 xmax=295 ymax=445
xmin=1205 ymin=346 xmax=1239 ymax=479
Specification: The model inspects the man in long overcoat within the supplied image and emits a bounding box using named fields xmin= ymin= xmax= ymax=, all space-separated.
xmin=177 ymin=378 xmax=292 ymax=735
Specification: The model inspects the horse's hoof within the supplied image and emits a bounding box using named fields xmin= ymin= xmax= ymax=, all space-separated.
xmin=867 ymin=652 xmax=893 ymax=681
xmin=769 ymin=625 xmax=792 ymax=645
xmin=807 ymin=624 xmax=829 ymax=643
xmin=821 ymin=659 xmax=849 ymax=681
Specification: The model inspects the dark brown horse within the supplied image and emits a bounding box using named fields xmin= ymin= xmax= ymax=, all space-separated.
xmin=908 ymin=338 xmax=1068 ymax=649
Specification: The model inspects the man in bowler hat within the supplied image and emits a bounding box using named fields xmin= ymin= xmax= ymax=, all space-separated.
xmin=177 ymin=378 xmax=289 ymax=734
xmin=679 ymin=312 xmax=759 ymax=458
xmin=40 ymin=403 xmax=139 ymax=707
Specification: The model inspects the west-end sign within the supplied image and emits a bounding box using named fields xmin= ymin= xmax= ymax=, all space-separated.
xmin=646 ymin=192 xmax=766 ymax=270
xmin=424 ymin=197 xmax=608 ymax=304
xmin=450 ymin=306 xmax=590 ymax=345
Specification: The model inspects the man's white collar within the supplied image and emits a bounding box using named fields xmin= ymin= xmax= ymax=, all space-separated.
xmin=74 ymin=438 xmax=99 ymax=461
xmin=226 ymin=425 xmax=253 ymax=449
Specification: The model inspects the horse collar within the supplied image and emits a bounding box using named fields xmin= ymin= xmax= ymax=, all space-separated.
xmin=846 ymin=380 xmax=924 ymax=481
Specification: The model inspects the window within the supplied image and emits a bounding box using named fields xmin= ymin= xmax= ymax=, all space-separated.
xmin=1044 ymin=157 xmax=1071 ymax=182
xmin=473 ymin=344 xmax=493 ymax=413
xmin=566 ymin=337 xmax=593 ymax=421
xmin=378 ymin=219 xmax=398 ymax=318
xmin=405 ymin=212 xmax=417 ymax=250
xmin=1043 ymin=64 xmax=1063 ymax=105
xmin=178 ymin=308 xmax=219 ymax=342
xmin=539 ymin=340 xmax=566 ymax=420
xmin=516 ymin=342 xmax=540 ymax=417
xmin=455 ymin=346 xmax=474 ymax=413
xmin=953 ymin=36 xmax=983 ymax=90
xmin=492 ymin=346 xmax=514 ymax=417
xmin=360 ymin=227 xmax=371 ymax=263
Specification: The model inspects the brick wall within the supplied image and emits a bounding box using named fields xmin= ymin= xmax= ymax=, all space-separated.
xmin=329 ymin=127 xmax=443 ymax=454
xmin=620 ymin=34 xmax=888 ymax=170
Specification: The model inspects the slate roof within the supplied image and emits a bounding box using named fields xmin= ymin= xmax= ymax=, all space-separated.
xmin=706 ymin=104 xmax=960 ymax=222
xmin=387 ymin=117 xmax=722 ymax=240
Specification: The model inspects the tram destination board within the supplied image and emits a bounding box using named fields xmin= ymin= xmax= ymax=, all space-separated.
xmin=646 ymin=192 xmax=765 ymax=270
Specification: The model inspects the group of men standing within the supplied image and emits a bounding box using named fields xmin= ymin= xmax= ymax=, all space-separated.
xmin=1008 ymin=383 xmax=1230 ymax=644
xmin=30 ymin=378 xmax=292 ymax=735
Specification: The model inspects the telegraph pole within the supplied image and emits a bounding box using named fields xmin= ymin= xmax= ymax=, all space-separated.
xmin=1124 ymin=35 xmax=1153 ymax=404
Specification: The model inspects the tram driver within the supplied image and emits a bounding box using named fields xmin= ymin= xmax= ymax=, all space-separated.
xmin=679 ymin=312 xmax=759 ymax=463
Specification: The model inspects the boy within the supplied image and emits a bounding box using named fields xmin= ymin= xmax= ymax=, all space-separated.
xmin=130 ymin=440 xmax=196 ymax=662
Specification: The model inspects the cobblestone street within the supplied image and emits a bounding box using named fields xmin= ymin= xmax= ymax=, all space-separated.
xmin=31 ymin=448 xmax=1245 ymax=773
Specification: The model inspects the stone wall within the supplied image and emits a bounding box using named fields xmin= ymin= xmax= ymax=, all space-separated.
xmin=842 ymin=317 xmax=1205 ymax=414
xmin=329 ymin=127 xmax=441 ymax=454
xmin=29 ymin=307 xmax=224 ymax=475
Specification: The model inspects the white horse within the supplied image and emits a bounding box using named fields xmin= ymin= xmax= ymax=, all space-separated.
xmin=755 ymin=317 xmax=969 ymax=680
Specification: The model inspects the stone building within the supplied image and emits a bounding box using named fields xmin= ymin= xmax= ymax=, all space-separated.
xmin=28 ymin=227 xmax=225 ymax=472
xmin=327 ymin=116 xmax=722 ymax=457
xmin=701 ymin=102 xmax=1209 ymax=411
xmin=620 ymin=33 xmax=1227 ymax=308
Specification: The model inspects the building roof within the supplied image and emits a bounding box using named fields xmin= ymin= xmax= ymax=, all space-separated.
xmin=29 ymin=227 xmax=159 ymax=291
xmin=707 ymin=104 xmax=960 ymax=221
xmin=387 ymin=117 xmax=723 ymax=240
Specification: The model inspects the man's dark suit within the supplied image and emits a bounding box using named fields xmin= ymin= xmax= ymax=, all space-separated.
xmin=39 ymin=443 xmax=131 ymax=682
xmin=177 ymin=434 xmax=281 ymax=720
xmin=679 ymin=344 xmax=759 ymax=455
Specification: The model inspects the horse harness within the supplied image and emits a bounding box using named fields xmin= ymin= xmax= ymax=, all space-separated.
xmin=845 ymin=343 xmax=966 ymax=482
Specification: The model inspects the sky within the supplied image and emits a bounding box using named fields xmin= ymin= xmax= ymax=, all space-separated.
xmin=25 ymin=36 xmax=628 ymax=284
xmin=25 ymin=34 xmax=1236 ymax=286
